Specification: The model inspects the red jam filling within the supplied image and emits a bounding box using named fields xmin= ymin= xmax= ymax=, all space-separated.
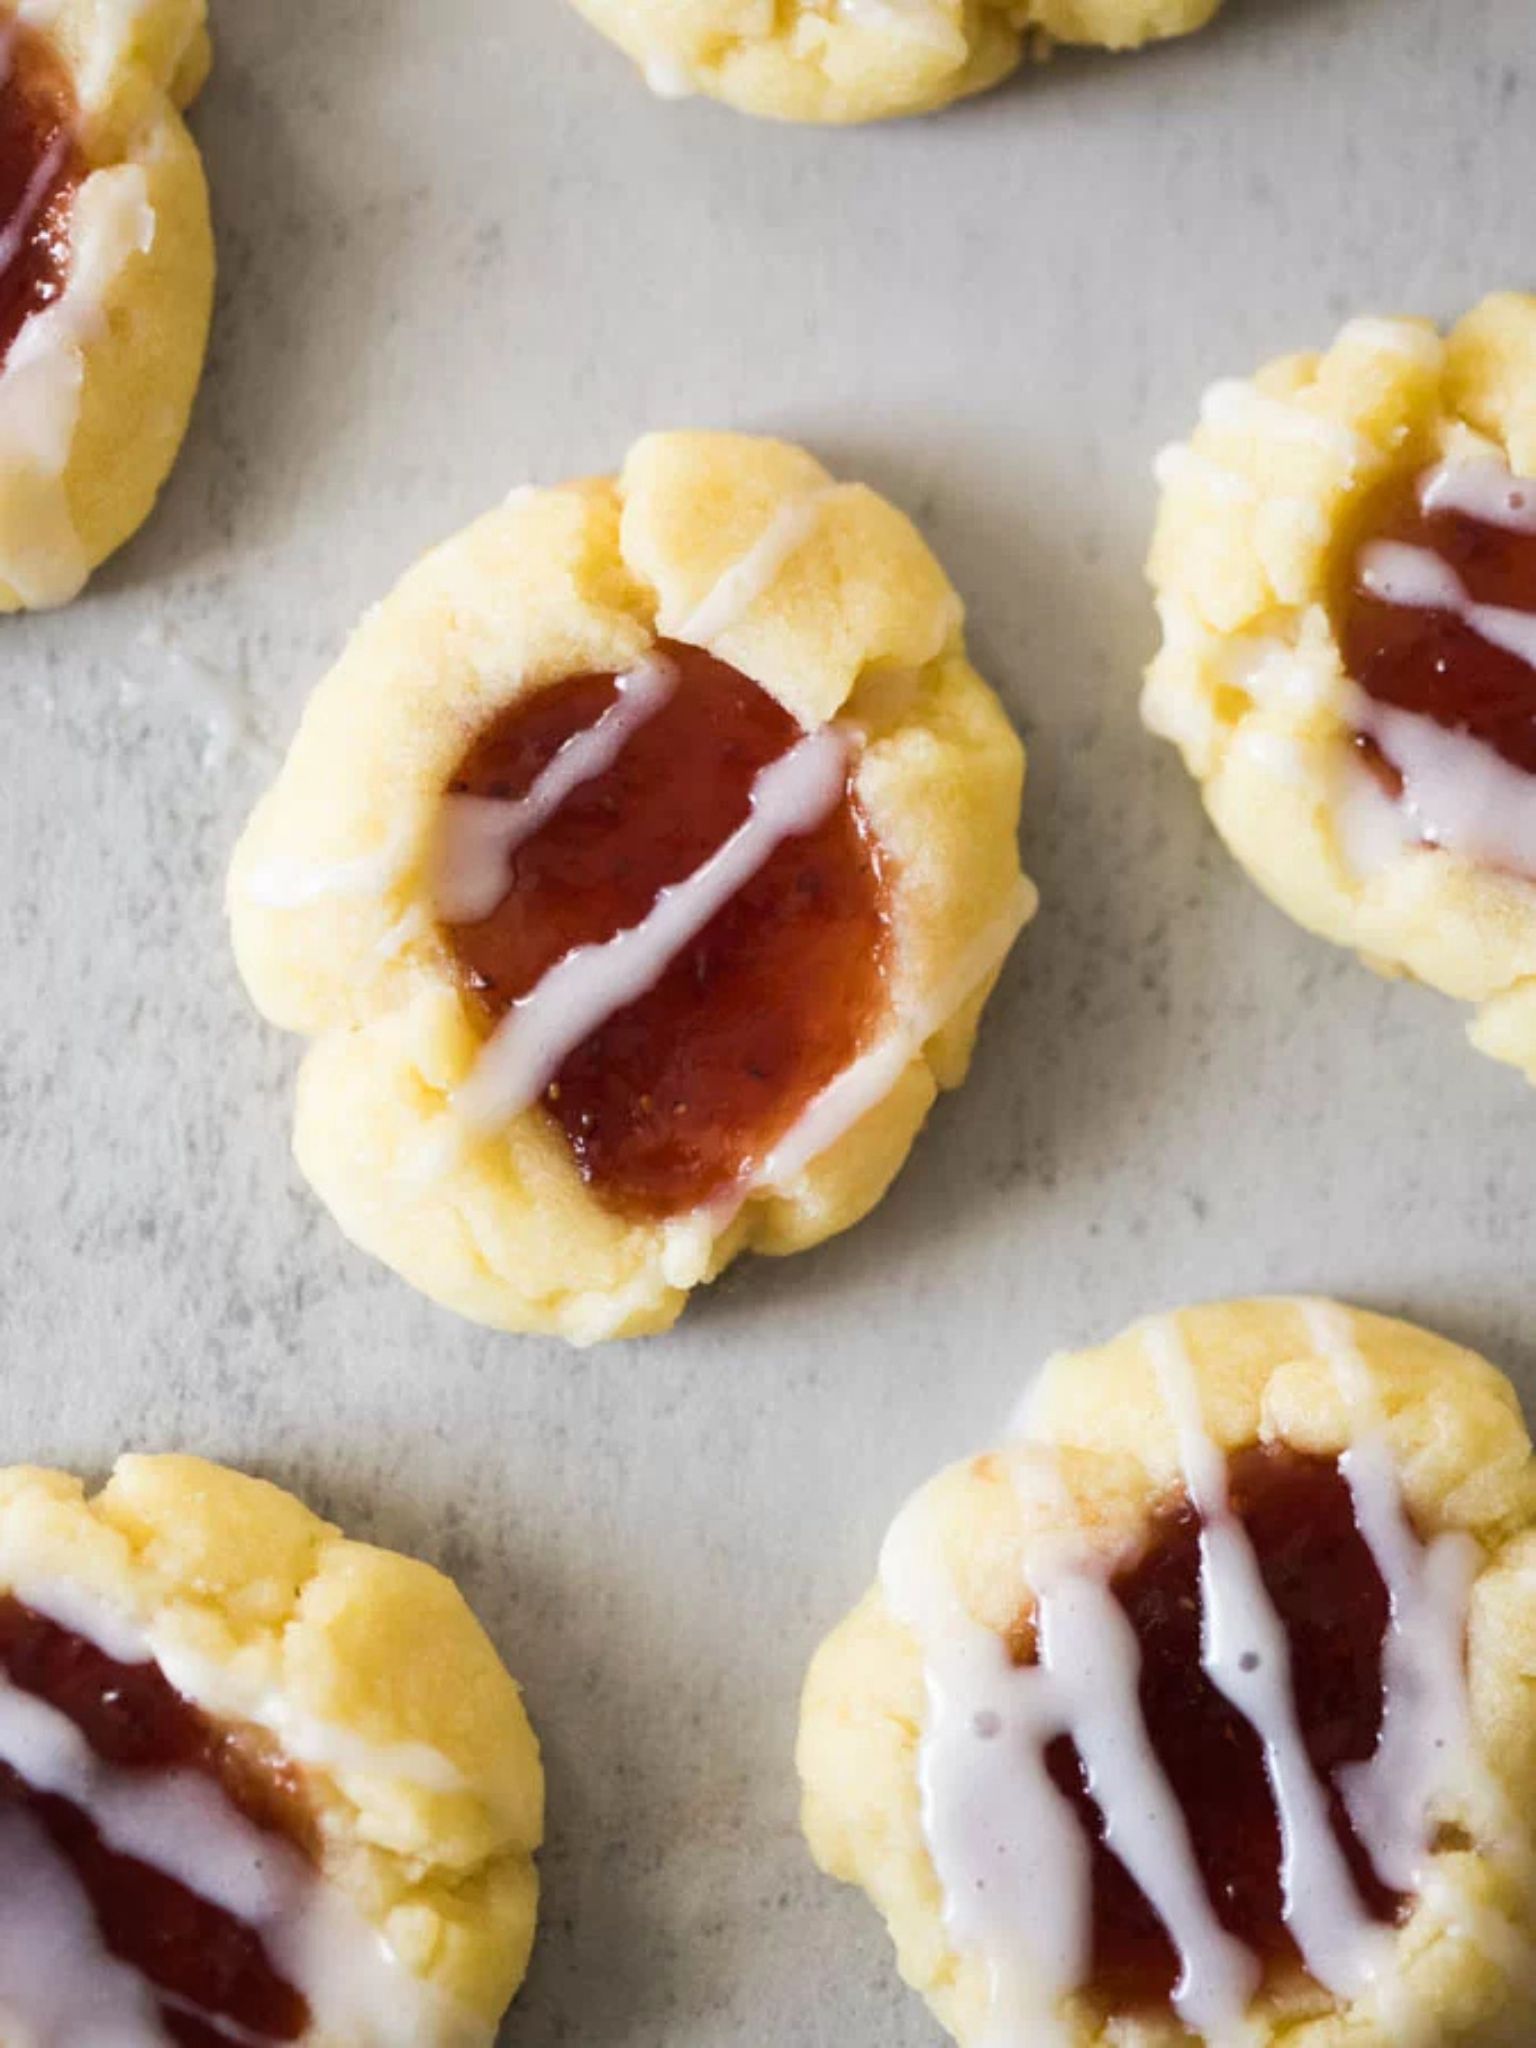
xmin=1337 ymin=469 xmax=1536 ymax=778
xmin=442 ymin=640 xmax=891 ymax=1219
xmin=1043 ymin=1449 xmax=1403 ymax=2016
xmin=0 ymin=1597 xmax=313 ymax=2045
xmin=0 ymin=11 xmax=83 ymax=365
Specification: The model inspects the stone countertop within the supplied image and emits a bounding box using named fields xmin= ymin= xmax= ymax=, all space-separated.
xmin=3 ymin=0 xmax=1533 ymax=2040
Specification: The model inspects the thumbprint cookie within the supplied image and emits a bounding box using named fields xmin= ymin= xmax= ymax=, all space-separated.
xmin=0 ymin=1453 xmax=543 ymax=2045
xmin=0 ymin=0 xmax=213 ymax=610
xmin=799 ymin=1297 xmax=1536 ymax=2046
xmin=1145 ymin=297 xmax=1536 ymax=1084
xmin=228 ymin=433 xmax=1031 ymax=1344
xmin=567 ymin=0 xmax=1224 ymax=126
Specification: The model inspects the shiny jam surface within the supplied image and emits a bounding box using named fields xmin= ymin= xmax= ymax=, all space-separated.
xmin=0 ymin=12 xmax=83 ymax=364
xmin=0 ymin=1597 xmax=313 ymax=2044
xmin=1044 ymin=1449 xmax=1401 ymax=2015
xmin=1337 ymin=471 xmax=1536 ymax=776
xmin=443 ymin=640 xmax=891 ymax=1218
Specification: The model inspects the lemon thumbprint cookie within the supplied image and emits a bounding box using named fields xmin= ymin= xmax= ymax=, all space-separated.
xmin=0 ymin=0 xmax=213 ymax=610
xmin=0 ymin=1455 xmax=543 ymax=2045
xmin=800 ymin=1298 xmax=1536 ymax=2046
xmin=228 ymin=433 xmax=1031 ymax=1344
xmin=568 ymin=0 xmax=1224 ymax=126
xmin=1145 ymin=297 xmax=1536 ymax=1084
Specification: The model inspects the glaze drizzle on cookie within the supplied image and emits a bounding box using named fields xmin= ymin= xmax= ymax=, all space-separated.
xmin=0 ymin=1596 xmax=484 ymax=2048
xmin=674 ymin=491 xmax=831 ymax=644
xmin=1336 ymin=453 xmax=1536 ymax=878
xmin=434 ymin=654 xmax=678 ymax=923
xmin=882 ymin=1307 xmax=1481 ymax=2039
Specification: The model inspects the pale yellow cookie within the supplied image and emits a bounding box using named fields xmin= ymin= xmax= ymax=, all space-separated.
xmin=228 ymin=432 xmax=1032 ymax=1345
xmin=0 ymin=1453 xmax=543 ymax=2045
xmin=1144 ymin=297 xmax=1536 ymax=1084
xmin=800 ymin=1298 xmax=1536 ymax=2047
xmin=0 ymin=0 xmax=214 ymax=610
xmin=567 ymin=0 xmax=1224 ymax=125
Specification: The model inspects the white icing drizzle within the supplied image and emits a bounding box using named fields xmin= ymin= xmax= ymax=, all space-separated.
xmin=155 ymin=1644 xmax=470 ymax=1800
xmin=1034 ymin=1567 xmax=1260 ymax=2035
xmin=754 ymin=1034 xmax=904 ymax=1187
xmin=1422 ymin=455 xmax=1536 ymax=533
xmin=1144 ymin=1315 xmax=1393 ymax=2003
xmin=675 ymin=491 xmax=830 ymax=645
xmin=433 ymin=654 xmax=678 ymax=923
xmin=880 ymin=1485 xmax=1082 ymax=2048
xmin=243 ymin=826 xmax=413 ymax=911
xmin=0 ymin=1671 xmax=486 ymax=2047
xmin=1330 ymin=746 xmax=1419 ymax=879
xmin=736 ymin=879 xmax=1033 ymax=1202
xmin=0 ymin=159 xmax=154 ymax=607
xmin=0 ymin=1809 xmax=170 ymax=2046
xmin=454 ymin=726 xmax=851 ymax=1133
xmin=1360 ymin=540 xmax=1536 ymax=670
xmin=0 ymin=1673 xmax=297 ymax=1922
xmin=16 ymin=1573 xmax=149 ymax=1664
xmin=11 ymin=1575 xmax=467 ymax=1795
xmin=0 ymin=125 xmax=67 ymax=281
xmin=1300 ymin=1301 xmax=1482 ymax=1894
xmin=17 ymin=0 xmax=156 ymax=112
xmin=1358 ymin=693 xmax=1536 ymax=878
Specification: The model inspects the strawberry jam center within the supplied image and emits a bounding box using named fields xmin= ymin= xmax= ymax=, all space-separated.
xmin=1337 ymin=464 xmax=1536 ymax=777
xmin=0 ymin=11 xmax=82 ymax=365
xmin=441 ymin=640 xmax=891 ymax=1220
xmin=0 ymin=1597 xmax=313 ymax=2044
xmin=1045 ymin=1449 xmax=1403 ymax=2015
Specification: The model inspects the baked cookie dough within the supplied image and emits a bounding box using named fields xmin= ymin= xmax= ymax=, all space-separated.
xmin=1145 ymin=297 xmax=1536 ymax=1084
xmin=799 ymin=1297 xmax=1536 ymax=2046
xmin=567 ymin=0 xmax=1224 ymax=126
xmin=0 ymin=0 xmax=214 ymax=610
xmin=0 ymin=1453 xmax=543 ymax=2045
xmin=228 ymin=431 xmax=1032 ymax=1344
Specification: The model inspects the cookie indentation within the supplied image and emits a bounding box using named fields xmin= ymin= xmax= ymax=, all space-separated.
xmin=438 ymin=639 xmax=891 ymax=1219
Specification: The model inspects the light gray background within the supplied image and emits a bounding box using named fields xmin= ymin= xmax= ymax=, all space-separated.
xmin=3 ymin=1 xmax=1534 ymax=2040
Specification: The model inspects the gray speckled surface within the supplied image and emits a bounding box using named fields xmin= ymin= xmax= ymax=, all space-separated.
xmin=4 ymin=0 xmax=1536 ymax=2040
